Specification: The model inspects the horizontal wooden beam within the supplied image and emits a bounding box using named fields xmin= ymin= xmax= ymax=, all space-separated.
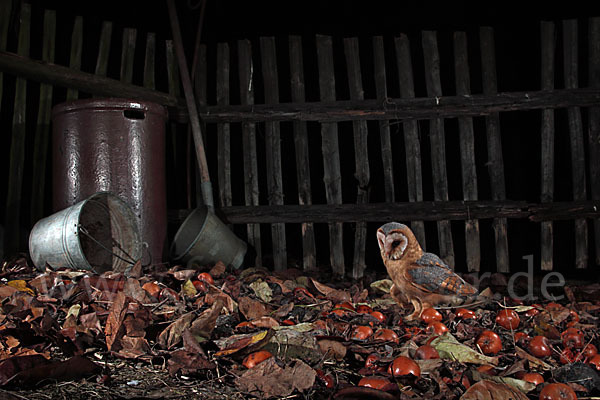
xmin=169 ymin=200 xmax=600 ymax=224
xmin=199 ymin=89 xmax=600 ymax=123
xmin=3 ymin=50 xmax=600 ymax=124
xmin=0 ymin=51 xmax=188 ymax=120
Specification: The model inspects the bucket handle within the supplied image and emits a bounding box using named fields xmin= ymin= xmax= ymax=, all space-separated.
xmin=78 ymin=224 xmax=138 ymax=266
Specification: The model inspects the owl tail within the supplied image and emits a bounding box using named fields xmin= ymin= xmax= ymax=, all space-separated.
xmin=455 ymin=288 xmax=494 ymax=308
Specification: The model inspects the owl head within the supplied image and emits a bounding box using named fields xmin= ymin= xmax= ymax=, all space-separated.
xmin=376 ymin=222 xmax=419 ymax=262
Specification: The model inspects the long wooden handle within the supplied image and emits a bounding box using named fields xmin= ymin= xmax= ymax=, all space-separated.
xmin=166 ymin=0 xmax=214 ymax=210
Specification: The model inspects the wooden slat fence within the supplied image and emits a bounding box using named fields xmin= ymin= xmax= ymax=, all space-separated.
xmin=190 ymin=24 xmax=600 ymax=276
xmin=0 ymin=2 xmax=184 ymax=258
xmin=1 ymin=1 xmax=599 ymax=278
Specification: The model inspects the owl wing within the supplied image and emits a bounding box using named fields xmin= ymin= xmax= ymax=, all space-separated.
xmin=403 ymin=253 xmax=478 ymax=296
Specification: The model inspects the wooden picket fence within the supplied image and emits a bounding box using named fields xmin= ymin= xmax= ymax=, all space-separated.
xmin=1 ymin=0 xmax=599 ymax=278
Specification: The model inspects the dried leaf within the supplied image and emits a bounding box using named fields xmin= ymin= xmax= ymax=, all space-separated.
xmin=264 ymin=328 xmax=321 ymax=363
xmin=514 ymin=346 xmax=552 ymax=370
xmin=273 ymin=322 xmax=314 ymax=332
xmin=104 ymin=292 xmax=130 ymax=352
xmin=28 ymin=273 xmax=57 ymax=294
xmin=250 ymin=316 xmax=280 ymax=329
xmin=167 ymin=349 xmax=216 ymax=376
xmin=353 ymin=289 xmax=369 ymax=304
xmin=0 ymin=285 xmax=18 ymax=299
xmin=123 ymin=278 xmax=152 ymax=304
xmin=209 ymin=261 xmax=226 ymax=278
xmin=272 ymin=302 xmax=294 ymax=319
xmin=370 ymin=279 xmax=393 ymax=294
xmin=63 ymin=304 xmax=81 ymax=329
xmin=157 ymin=312 xmax=195 ymax=350
xmin=471 ymin=370 xmax=535 ymax=393
xmin=126 ymin=260 xmax=143 ymax=279
xmin=4 ymin=337 xmax=19 ymax=349
xmin=238 ymin=296 xmax=269 ymax=320
xmin=189 ymin=297 xmax=225 ymax=339
xmin=461 ymin=380 xmax=529 ymax=400
xmin=431 ymin=333 xmax=499 ymax=365
xmin=416 ymin=358 xmax=444 ymax=374
xmin=249 ymin=279 xmax=273 ymax=303
xmin=123 ymin=313 xmax=149 ymax=337
xmin=214 ymin=330 xmax=271 ymax=357
xmin=205 ymin=286 xmax=237 ymax=313
xmin=173 ymin=269 xmax=197 ymax=281
xmin=181 ymin=279 xmax=198 ymax=298
xmin=7 ymin=280 xmax=34 ymax=295
xmin=533 ymin=316 xmax=561 ymax=339
xmin=553 ymin=362 xmax=600 ymax=392
xmin=317 ymin=339 xmax=346 ymax=361
xmin=235 ymin=357 xmax=316 ymax=398
xmin=79 ymin=312 xmax=102 ymax=335
xmin=118 ymin=336 xmax=150 ymax=358
xmin=182 ymin=330 xmax=207 ymax=356
xmin=266 ymin=276 xmax=292 ymax=294
xmin=311 ymin=278 xmax=351 ymax=303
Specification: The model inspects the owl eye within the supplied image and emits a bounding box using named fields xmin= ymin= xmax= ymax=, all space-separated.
xmin=391 ymin=240 xmax=402 ymax=248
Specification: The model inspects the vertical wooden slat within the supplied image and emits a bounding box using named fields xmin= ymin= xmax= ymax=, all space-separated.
xmin=192 ymin=44 xmax=207 ymax=207
xmin=422 ymin=31 xmax=455 ymax=268
xmin=5 ymin=3 xmax=30 ymax=255
xmin=30 ymin=10 xmax=56 ymax=226
xmin=120 ymin=28 xmax=137 ymax=83
xmin=238 ymin=39 xmax=262 ymax=267
xmin=563 ymin=19 xmax=588 ymax=269
xmin=166 ymin=40 xmax=184 ymax=206
xmin=540 ymin=21 xmax=555 ymax=271
xmin=66 ymin=16 xmax=83 ymax=101
xmin=0 ymin=0 xmax=12 ymax=112
xmin=216 ymin=43 xmax=232 ymax=208
xmin=453 ymin=32 xmax=480 ymax=272
xmin=260 ymin=37 xmax=287 ymax=270
xmin=373 ymin=36 xmax=395 ymax=203
xmin=316 ymin=35 xmax=345 ymax=277
xmin=394 ymin=35 xmax=426 ymax=248
xmin=344 ymin=37 xmax=370 ymax=279
xmin=289 ymin=35 xmax=317 ymax=271
xmin=480 ymin=27 xmax=510 ymax=273
xmin=589 ymin=17 xmax=600 ymax=266
xmin=94 ymin=21 xmax=112 ymax=77
xmin=143 ymin=32 xmax=156 ymax=89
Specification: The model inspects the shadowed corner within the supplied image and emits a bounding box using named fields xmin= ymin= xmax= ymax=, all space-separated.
xmin=241 ymin=244 xmax=257 ymax=269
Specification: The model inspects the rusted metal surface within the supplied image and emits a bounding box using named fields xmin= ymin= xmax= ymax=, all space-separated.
xmin=52 ymin=98 xmax=167 ymax=265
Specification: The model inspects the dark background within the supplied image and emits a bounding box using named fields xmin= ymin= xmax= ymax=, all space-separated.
xmin=3 ymin=0 xmax=600 ymax=277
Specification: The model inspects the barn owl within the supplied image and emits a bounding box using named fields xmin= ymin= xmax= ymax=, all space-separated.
xmin=377 ymin=222 xmax=478 ymax=321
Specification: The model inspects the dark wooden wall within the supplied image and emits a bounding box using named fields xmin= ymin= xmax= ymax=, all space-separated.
xmin=1 ymin=1 xmax=599 ymax=279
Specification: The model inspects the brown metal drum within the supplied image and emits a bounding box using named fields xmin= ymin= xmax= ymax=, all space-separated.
xmin=52 ymin=98 xmax=167 ymax=265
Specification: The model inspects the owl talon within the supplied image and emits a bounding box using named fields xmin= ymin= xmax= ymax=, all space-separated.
xmin=404 ymin=312 xmax=419 ymax=322
xmin=407 ymin=298 xmax=423 ymax=321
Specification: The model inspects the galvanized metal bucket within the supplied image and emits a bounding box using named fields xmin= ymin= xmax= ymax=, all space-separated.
xmin=29 ymin=192 xmax=142 ymax=273
xmin=170 ymin=207 xmax=247 ymax=269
